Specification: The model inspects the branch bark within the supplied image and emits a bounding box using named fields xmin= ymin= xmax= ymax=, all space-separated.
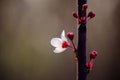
xmin=76 ymin=0 xmax=88 ymax=80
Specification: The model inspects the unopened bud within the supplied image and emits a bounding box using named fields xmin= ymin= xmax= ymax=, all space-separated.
xmin=72 ymin=11 xmax=78 ymax=18
xmin=81 ymin=17 xmax=86 ymax=23
xmin=77 ymin=18 xmax=81 ymax=24
xmin=86 ymin=62 xmax=93 ymax=69
xmin=90 ymin=51 xmax=98 ymax=59
xmin=88 ymin=11 xmax=96 ymax=18
xmin=67 ymin=32 xmax=74 ymax=40
xmin=82 ymin=4 xmax=88 ymax=11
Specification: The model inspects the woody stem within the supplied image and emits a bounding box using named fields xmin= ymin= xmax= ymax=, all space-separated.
xmin=76 ymin=0 xmax=88 ymax=80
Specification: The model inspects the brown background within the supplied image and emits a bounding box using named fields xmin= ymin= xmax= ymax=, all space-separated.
xmin=0 ymin=0 xmax=120 ymax=80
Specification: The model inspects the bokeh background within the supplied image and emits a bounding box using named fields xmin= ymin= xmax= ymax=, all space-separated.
xmin=0 ymin=0 xmax=120 ymax=80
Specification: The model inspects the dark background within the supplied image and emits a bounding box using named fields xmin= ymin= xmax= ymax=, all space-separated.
xmin=0 ymin=0 xmax=120 ymax=80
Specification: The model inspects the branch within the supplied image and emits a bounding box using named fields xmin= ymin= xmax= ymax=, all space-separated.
xmin=77 ymin=0 xmax=88 ymax=80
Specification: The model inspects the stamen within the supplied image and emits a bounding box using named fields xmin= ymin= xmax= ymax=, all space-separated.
xmin=62 ymin=41 xmax=69 ymax=48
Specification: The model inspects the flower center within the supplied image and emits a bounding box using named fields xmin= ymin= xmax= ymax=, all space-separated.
xmin=62 ymin=41 xmax=69 ymax=48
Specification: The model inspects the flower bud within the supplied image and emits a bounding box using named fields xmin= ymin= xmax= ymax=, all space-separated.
xmin=81 ymin=17 xmax=86 ymax=23
xmin=90 ymin=51 xmax=98 ymax=59
xmin=82 ymin=4 xmax=88 ymax=11
xmin=67 ymin=32 xmax=74 ymax=40
xmin=72 ymin=11 xmax=78 ymax=18
xmin=86 ymin=62 xmax=93 ymax=69
xmin=88 ymin=11 xmax=96 ymax=18
xmin=77 ymin=18 xmax=81 ymax=24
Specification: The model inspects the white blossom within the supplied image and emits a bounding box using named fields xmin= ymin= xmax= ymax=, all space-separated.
xmin=51 ymin=30 xmax=69 ymax=53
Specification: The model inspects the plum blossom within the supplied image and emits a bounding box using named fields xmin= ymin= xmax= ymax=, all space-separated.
xmin=50 ymin=30 xmax=70 ymax=53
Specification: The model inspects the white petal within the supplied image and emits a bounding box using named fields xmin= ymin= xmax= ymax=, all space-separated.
xmin=54 ymin=47 xmax=66 ymax=53
xmin=61 ymin=30 xmax=67 ymax=41
xmin=51 ymin=38 xmax=62 ymax=47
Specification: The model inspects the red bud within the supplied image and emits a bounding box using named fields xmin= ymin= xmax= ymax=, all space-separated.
xmin=81 ymin=17 xmax=86 ymax=23
xmin=72 ymin=11 xmax=78 ymax=18
xmin=88 ymin=11 xmax=96 ymax=18
xmin=67 ymin=32 xmax=74 ymax=40
xmin=86 ymin=62 xmax=93 ymax=69
xmin=82 ymin=4 xmax=88 ymax=11
xmin=77 ymin=18 xmax=81 ymax=24
xmin=90 ymin=51 xmax=98 ymax=59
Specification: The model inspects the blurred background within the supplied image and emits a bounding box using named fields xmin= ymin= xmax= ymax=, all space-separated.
xmin=0 ymin=0 xmax=120 ymax=80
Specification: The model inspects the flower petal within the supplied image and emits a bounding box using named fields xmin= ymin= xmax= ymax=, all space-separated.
xmin=61 ymin=30 xmax=67 ymax=41
xmin=54 ymin=47 xmax=66 ymax=53
xmin=51 ymin=38 xmax=62 ymax=47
